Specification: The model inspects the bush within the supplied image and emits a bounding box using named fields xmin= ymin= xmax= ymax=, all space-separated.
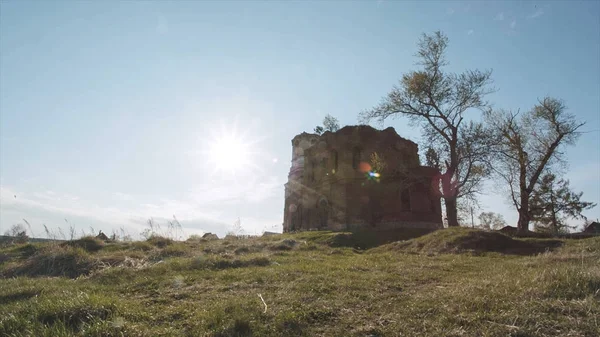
xmin=130 ymin=241 xmax=154 ymax=251
xmin=186 ymin=234 xmax=206 ymax=243
xmin=146 ymin=235 xmax=173 ymax=248
xmin=14 ymin=243 xmax=40 ymax=258
xmin=4 ymin=246 xmax=97 ymax=278
xmin=61 ymin=236 xmax=104 ymax=252
xmin=153 ymin=244 xmax=189 ymax=259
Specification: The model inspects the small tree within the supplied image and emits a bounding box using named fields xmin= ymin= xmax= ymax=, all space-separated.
xmin=485 ymin=98 xmax=585 ymax=232
xmin=314 ymin=114 xmax=340 ymax=135
xmin=370 ymin=152 xmax=387 ymax=173
xmin=323 ymin=114 xmax=340 ymax=132
xmin=232 ymin=217 xmax=244 ymax=235
xmin=478 ymin=212 xmax=507 ymax=230
xmin=529 ymin=173 xmax=596 ymax=234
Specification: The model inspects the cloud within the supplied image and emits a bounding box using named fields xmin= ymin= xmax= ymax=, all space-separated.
xmin=494 ymin=12 xmax=504 ymax=21
xmin=467 ymin=29 xmax=474 ymax=36
xmin=0 ymin=178 xmax=283 ymax=238
xmin=447 ymin=8 xmax=455 ymax=15
xmin=510 ymin=20 xmax=517 ymax=29
xmin=528 ymin=9 xmax=544 ymax=19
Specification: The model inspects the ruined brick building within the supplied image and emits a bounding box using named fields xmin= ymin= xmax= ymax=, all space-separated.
xmin=283 ymin=125 xmax=443 ymax=232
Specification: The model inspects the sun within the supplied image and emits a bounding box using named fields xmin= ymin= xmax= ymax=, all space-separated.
xmin=208 ymin=133 xmax=250 ymax=173
xmin=199 ymin=118 xmax=269 ymax=177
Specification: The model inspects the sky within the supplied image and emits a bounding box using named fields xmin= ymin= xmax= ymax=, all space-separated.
xmin=1 ymin=0 xmax=599 ymax=238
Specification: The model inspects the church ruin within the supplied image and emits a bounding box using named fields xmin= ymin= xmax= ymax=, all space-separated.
xmin=283 ymin=125 xmax=443 ymax=232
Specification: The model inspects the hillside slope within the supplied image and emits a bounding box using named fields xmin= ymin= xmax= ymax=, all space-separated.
xmin=1 ymin=230 xmax=598 ymax=336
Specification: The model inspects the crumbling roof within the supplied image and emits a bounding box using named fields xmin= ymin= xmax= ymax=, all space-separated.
xmin=583 ymin=221 xmax=600 ymax=233
xmin=292 ymin=125 xmax=417 ymax=146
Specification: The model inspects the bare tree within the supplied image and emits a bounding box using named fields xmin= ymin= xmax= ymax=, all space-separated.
xmin=360 ymin=31 xmax=494 ymax=226
xmin=485 ymin=98 xmax=585 ymax=232
xmin=4 ymin=223 xmax=29 ymax=244
xmin=478 ymin=212 xmax=507 ymax=230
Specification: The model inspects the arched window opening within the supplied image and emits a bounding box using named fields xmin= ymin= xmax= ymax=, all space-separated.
xmin=352 ymin=148 xmax=361 ymax=169
xmin=317 ymin=197 xmax=329 ymax=228
xmin=401 ymin=188 xmax=411 ymax=211
xmin=331 ymin=150 xmax=338 ymax=172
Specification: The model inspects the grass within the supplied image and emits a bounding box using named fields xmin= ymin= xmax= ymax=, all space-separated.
xmin=1 ymin=228 xmax=598 ymax=336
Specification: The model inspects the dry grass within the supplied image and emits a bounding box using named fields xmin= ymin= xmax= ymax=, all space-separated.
xmin=1 ymin=229 xmax=598 ymax=336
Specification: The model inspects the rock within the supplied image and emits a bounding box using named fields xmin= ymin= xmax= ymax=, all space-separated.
xmin=96 ymin=231 xmax=110 ymax=242
xmin=202 ymin=233 xmax=219 ymax=240
xmin=499 ymin=226 xmax=518 ymax=234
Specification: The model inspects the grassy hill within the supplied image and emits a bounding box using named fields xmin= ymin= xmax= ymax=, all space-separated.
xmin=1 ymin=228 xmax=598 ymax=336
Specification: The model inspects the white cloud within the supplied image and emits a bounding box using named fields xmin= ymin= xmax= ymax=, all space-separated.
xmin=510 ymin=20 xmax=517 ymax=29
xmin=528 ymin=9 xmax=544 ymax=19
xmin=494 ymin=12 xmax=504 ymax=21
xmin=0 ymin=172 xmax=284 ymax=238
xmin=447 ymin=8 xmax=455 ymax=15
xmin=467 ymin=29 xmax=474 ymax=36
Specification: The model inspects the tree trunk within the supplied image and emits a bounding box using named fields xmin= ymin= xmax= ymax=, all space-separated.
xmin=517 ymin=193 xmax=530 ymax=233
xmin=549 ymin=185 xmax=558 ymax=235
xmin=445 ymin=196 xmax=459 ymax=227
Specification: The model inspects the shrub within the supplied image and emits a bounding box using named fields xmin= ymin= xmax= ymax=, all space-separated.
xmin=131 ymin=241 xmax=154 ymax=251
xmin=14 ymin=243 xmax=40 ymax=258
xmin=146 ymin=235 xmax=173 ymax=248
xmin=5 ymin=246 xmax=97 ymax=278
xmin=153 ymin=243 xmax=189 ymax=259
xmin=186 ymin=234 xmax=206 ymax=243
xmin=61 ymin=236 xmax=104 ymax=252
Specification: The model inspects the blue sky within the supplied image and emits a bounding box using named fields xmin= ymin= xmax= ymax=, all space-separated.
xmin=1 ymin=1 xmax=599 ymax=238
